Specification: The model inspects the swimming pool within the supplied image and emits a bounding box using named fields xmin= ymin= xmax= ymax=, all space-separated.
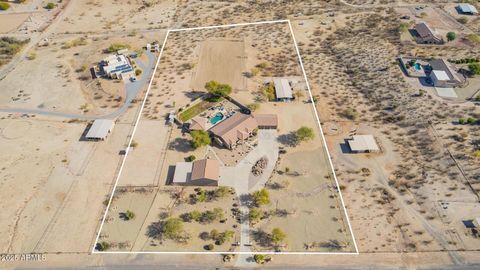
xmin=210 ymin=112 xmax=224 ymax=124
xmin=414 ymin=63 xmax=422 ymax=71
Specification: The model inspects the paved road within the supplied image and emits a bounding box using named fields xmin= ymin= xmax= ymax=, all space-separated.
xmin=0 ymin=51 xmax=156 ymax=120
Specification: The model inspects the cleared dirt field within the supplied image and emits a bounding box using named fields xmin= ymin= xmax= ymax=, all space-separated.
xmin=191 ymin=39 xmax=246 ymax=91
xmin=0 ymin=14 xmax=30 ymax=33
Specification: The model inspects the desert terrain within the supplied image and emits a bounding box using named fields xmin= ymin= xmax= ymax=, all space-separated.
xmin=1 ymin=0 xmax=480 ymax=269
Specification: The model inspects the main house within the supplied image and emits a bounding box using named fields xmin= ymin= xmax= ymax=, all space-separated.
xmin=414 ymin=23 xmax=444 ymax=45
xmin=209 ymin=113 xmax=278 ymax=149
xmin=428 ymin=59 xmax=465 ymax=88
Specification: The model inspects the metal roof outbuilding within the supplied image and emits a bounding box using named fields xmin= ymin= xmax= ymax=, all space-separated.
xmin=85 ymin=119 xmax=115 ymax=140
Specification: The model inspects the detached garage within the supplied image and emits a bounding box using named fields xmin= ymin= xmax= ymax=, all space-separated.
xmin=85 ymin=119 xmax=115 ymax=141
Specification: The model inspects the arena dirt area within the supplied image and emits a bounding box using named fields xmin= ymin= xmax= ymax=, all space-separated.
xmin=0 ymin=14 xmax=30 ymax=33
xmin=191 ymin=39 xmax=247 ymax=91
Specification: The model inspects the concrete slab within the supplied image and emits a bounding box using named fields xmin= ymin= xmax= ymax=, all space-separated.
xmin=436 ymin=87 xmax=457 ymax=98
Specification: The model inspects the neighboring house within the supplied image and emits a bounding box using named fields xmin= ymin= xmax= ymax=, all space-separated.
xmin=457 ymin=4 xmax=478 ymax=15
xmin=413 ymin=23 xmax=444 ymax=44
xmin=100 ymin=54 xmax=134 ymax=80
xmin=85 ymin=119 xmax=115 ymax=141
xmin=347 ymin=135 xmax=379 ymax=153
xmin=273 ymin=78 xmax=294 ymax=101
xmin=172 ymin=159 xmax=219 ymax=186
xmin=428 ymin=59 xmax=465 ymax=88
xmin=209 ymin=113 xmax=258 ymax=149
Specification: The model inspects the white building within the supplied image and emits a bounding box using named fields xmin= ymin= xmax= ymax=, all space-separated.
xmin=273 ymin=78 xmax=293 ymax=101
xmin=85 ymin=119 xmax=115 ymax=140
xmin=458 ymin=4 xmax=478 ymax=15
xmin=347 ymin=135 xmax=379 ymax=153
xmin=101 ymin=54 xmax=134 ymax=80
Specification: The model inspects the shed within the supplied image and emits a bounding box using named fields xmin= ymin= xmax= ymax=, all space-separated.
xmin=85 ymin=119 xmax=115 ymax=140
xmin=172 ymin=162 xmax=193 ymax=184
xmin=458 ymin=4 xmax=478 ymax=15
xmin=347 ymin=135 xmax=379 ymax=153
xmin=273 ymin=78 xmax=293 ymax=101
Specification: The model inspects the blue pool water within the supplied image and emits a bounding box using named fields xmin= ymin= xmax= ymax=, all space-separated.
xmin=210 ymin=112 xmax=224 ymax=124
xmin=414 ymin=63 xmax=422 ymax=71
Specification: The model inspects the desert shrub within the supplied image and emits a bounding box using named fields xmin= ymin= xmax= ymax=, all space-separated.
xmin=163 ymin=218 xmax=185 ymax=240
xmin=62 ymin=38 xmax=87 ymax=49
xmin=106 ymin=43 xmax=131 ymax=53
xmin=186 ymin=155 xmax=196 ymax=162
xmin=343 ymin=107 xmax=359 ymax=120
xmin=45 ymin=2 xmax=56 ymax=9
xmin=263 ymin=83 xmax=276 ymax=101
xmin=247 ymin=103 xmax=260 ymax=112
xmin=467 ymin=34 xmax=480 ymax=44
xmin=249 ymin=208 xmax=264 ymax=222
xmin=468 ymin=62 xmax=480 ymax=75
xmin=457 ymin=17 xmax=468 ymax=24
xmin=271 ymin=228 xmax=286 ymax=244
xmin=135 ymin=68 xmax=142 ymax=76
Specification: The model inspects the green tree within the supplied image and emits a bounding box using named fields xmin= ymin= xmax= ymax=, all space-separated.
xmin=295 ymin=126 xmax=315 ymax=143
xmin=45 ymin=2 xmax=55 ymax=9
xmin=125 ymin=210 xmax=135 ymax=220
xmin=251 ymin=188 xmax=270 ymax=206
xmin=446 ymin=32 xmax=456 ymax=42
xmin=163 ymin=218 xmax=184 ymax=239
xmin=190 ymin=130 xmax=211 ymax=148
xmin=0 ymin=2 xmax=11 ymax=10
xmin=469 ymin=62 xmax=480 ymax=75
xmin=247 ymin=103 xmax=260 ymax=112
xmin=271 ymin=227 xmax=286 ymax=244
xmin=97 ymin=241 xmax=110 ymax=251
xmin=398 ymin=22 xmax=410 ymax=33
xmin=213 ymin=186 xmax=230 ymax=199
xmin=205 ymin=80 xmax=232 ymax=100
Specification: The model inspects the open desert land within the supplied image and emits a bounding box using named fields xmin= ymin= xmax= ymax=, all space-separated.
xmin=1 ymin=0 xmax=480 ymax=269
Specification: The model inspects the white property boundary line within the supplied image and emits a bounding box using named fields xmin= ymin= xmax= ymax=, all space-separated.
xmin=92 ymin=19 xmax=359 ymax=255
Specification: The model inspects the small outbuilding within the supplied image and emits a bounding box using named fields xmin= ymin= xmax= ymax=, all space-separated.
xmin=347 ymin=135 xmax=379 ymax=153
xmin=273 ymin=78 xmax=294 ymax=101
xmin=85 ymin=119 xmax=115 ymax=141
xmin=172 ymin=162 xmax=193 ymax=185
xmin=457 ymin=4 xmax=478 ymax=15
